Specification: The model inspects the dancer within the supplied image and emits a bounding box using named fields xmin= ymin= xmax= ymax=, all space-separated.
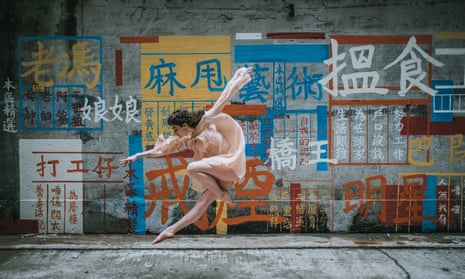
xmin=120 ymin=67 xmax=252 ymax=244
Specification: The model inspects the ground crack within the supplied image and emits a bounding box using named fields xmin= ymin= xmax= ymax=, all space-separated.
xmin=379 ymin=249 xmax=410 ymax=279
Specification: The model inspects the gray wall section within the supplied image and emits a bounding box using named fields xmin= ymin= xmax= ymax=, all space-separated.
xmin=1 ymin=0 xmax=465 ymax=235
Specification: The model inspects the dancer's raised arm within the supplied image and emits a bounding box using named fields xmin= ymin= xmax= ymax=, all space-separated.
xmin=207 ymin=67 xmax=252 ymax=117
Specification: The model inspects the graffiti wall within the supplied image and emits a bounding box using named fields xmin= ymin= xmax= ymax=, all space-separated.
xmin=1 ymin=0 xmax=465 ymax=235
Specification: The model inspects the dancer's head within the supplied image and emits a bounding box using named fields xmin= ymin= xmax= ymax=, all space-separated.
xmin=167 ymin=109 xmax=204 ymax=137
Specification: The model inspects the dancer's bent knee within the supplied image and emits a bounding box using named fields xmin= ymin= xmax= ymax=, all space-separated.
xmin=186 ymin=161 xmax=211 ymax=175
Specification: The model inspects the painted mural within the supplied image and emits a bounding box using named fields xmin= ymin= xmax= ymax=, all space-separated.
xmin=10 ymin=32 xmax=465 ymax=235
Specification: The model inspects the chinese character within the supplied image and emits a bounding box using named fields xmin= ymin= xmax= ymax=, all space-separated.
xmin=383 ymin=36 xmax=444 ymax=96
xmin=268 ymin=137 xmax=297 ymax=171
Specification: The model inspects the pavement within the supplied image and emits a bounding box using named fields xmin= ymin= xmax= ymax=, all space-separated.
xmin=1 ymin=233 xmax=465 ymax=278
xmin=1 ymin=232 xmax=465 ymax=250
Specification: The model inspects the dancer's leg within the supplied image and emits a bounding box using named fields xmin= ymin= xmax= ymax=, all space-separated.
xmin=152 ymin=190 xmax=216 ymax=244
xmin=188 ymin=161 xmax=239 ymax=182
xmin=190 ymin=172 xmax=236 ymax=205
xmin=187 ymin=161 xmax=237 ymax=206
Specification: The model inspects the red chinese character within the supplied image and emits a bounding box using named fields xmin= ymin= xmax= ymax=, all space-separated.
xmin=394 ymin=174 xmax=435 ymax=225
xmin=124 ymin=183 xmax=137 ymax=197
xmin=69 ymin=201 xmax=77 ymax=213
xmin=50 ymin=196 xmax=61 ymax=207
xmin=93 ymin=156 xmax=119 ymax=178
xmin=51 ymin=209 xmax=61 ymax=220
xmin=36 ymin=155 xmax=60 ymax=177
xmin=123 ymin=166 xmax=138 ymax=180
xmin=69 ymin=213 xmax=78 ymax=225
xmin=36 ymin=184 xmax=44 ymax=197
xmin=51 ymin=221 xmax=61 ymax=231
xmin=144 ymin=156 xmax=221 ymax=230
xmin=67 ymin=160 xmax=89 ymax=174
xmin=51 ymin=186 xmax=61 ymax=195
xmin=68 ymin=190 xmax=79 ymax=200
xmin=124 ymin=200 xmax=138 ymax=216
xmin=223 ymin=158 xmax=285 ymax=226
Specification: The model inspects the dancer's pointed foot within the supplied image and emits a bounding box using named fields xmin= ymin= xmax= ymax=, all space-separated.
xmin=152 ymin=229 xmax=174 ymax=245
xmin=222 ymin=191 xmax=236 ymax=208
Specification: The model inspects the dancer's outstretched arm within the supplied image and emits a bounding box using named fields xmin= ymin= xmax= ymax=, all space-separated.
xmin=119 ymin=135 xmax=188 ymax=166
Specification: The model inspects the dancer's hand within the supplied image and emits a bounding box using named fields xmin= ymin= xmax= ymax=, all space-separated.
xmin=119 ymin=154 xmax=138 ymax=167
xmin=231 ymin=67 xmax=252 ymax=88
xmin=232 ymin=67 xmax=252 ymax=80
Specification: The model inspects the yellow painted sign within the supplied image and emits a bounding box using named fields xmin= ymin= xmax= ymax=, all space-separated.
xmin=140 ymin=36 xmax=231 ymax=147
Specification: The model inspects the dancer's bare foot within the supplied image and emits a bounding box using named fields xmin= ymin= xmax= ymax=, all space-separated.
xmin=152 ymin=229 xmax=175 ymax=245
xmin=222 ymin=191 xmax=236 ymax=208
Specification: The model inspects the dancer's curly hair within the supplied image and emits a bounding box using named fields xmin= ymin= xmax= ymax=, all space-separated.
xmin=167 ymin=109 xmax=205 ymax=128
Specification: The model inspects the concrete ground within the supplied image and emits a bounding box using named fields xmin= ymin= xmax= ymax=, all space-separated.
xmin=1 ymin=233 xmax=465 ymax=279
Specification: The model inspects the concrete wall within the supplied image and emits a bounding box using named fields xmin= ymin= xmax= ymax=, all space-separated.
xmin=1 ymin=0 xmax=465 ymax=235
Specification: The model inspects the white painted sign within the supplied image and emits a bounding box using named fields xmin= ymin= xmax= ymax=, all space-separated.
xmin=19 ymin=139 xmax=83 ymax=234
